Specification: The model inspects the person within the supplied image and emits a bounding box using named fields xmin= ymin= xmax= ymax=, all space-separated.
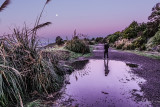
xmin=104 ymin=59 xmax=109 ymax=76
xmin=104 ymin=42 xmax=109 ymax=59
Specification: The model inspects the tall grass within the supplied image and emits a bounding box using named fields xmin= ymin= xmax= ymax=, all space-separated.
xmin=0 ymin=0 xmax=10 ymax=12
xmin=0 ymin=0 xmax=67 ymax=106
xmin=0 ymin=25 xmax=64 ymax=107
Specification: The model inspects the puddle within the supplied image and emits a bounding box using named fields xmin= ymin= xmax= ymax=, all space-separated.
xmin=55 ymin=59 xmax=151 ymax=107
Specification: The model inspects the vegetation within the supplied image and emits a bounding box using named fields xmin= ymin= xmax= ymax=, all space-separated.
xmin=95 ymin=37 xmax=104 ymax=43
xmin=0 ymin=21 xmax=67 ymax=107
xmin=0 ymin=0 xmax=72 ymax=106
xmin=44 ymin=43 xmax=93 ymax=61
xmin=107 ymin=31 xmax=121 ymax=43
xmin=105 ymin=2 xmax=160 ymax=52
xmin=65 ymin=30 xmax=90 ymax=54
xmin=55 ymin=36 xmax=64 ymax=45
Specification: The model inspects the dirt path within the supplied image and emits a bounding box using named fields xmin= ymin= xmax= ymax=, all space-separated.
xmin=90 ymin=44 xmax=160 ymax=106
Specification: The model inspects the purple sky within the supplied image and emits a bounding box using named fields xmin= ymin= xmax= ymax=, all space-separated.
xmin=0 ymin=0 xmax=159 ymax=40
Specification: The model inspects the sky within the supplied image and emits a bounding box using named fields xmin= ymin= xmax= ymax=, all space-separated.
xmin=0 ymin=0 xmax=160 ymax=40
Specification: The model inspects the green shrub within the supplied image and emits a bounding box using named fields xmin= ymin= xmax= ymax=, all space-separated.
xmin=123 ymin=44 xmax=135 ymax=50
xmin=116 ymin=43 xmax=124 ymax=49
xmin=152 ymin=30 xmax=160 ymax=45
xmin=95 ymin=37 xmax=103 ymax=43
xmin=55 ymin=36 xmax=64 ymax=45
xmin=133 ymin=36 xmax=146 ymax=48
xmin=122 ymin=21 xmax=139 ymax=39
xmin=65 ymin=39 xmax=90 ymax=54
xmin=108 ymin=34 xmax=120 ymax=43
xmin=146 ymin=30 xmax=160 ymax=49
xmin=139 ymin=44 xmax=146 ymax=51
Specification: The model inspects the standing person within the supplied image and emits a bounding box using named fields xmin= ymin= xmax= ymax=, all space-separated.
xmin=104 ymin=42 xmax=109 ymax=59
xmin=104 ymin=58 xmax=109 ymax=76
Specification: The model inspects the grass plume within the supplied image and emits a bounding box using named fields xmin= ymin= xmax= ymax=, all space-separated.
xmin=0 ymin=0 xmax=10 ymax=12
xmin=32 ymin=22 xmax=52 ymax=31
xmin=46 ymin=0 xmax=51 ymax=4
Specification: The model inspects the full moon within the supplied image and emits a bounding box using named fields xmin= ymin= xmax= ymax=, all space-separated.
xmin=56 ymin=14 xmax=58 ymax=17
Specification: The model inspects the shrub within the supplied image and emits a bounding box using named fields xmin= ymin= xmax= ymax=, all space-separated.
xmin=95 ymin=37 xmax=103 ymax=43
xmin=139 ymin=44 xmax=146 ymax=51
xmin=146 ymin=30 xmax=160 ymax=49
xmin=65 ymin=39 xmax=90 ymax=54
xmin=0 ymin=27 xmax=65 ymax=107
xmin=88 ymin=41 xmax=95 ymax=45
xmin=107 ymin=34 xmax=120 ymax=43
xmin=123 ymin=44 xmax=135 ymax=50
xmin=122 ymin=21 xmax=139 ymax=39
xmin=0 ymin=0 xmax=70 ymax=106
xmin=116 ymin=43 xmax=124 ymax=49
xmin=133 ymin=36 xmax=146 ymax=48
xmin=55 ymin=36 xmax=64 ymax=45
xmin=152 ymin=30 xmax=160 ymax=46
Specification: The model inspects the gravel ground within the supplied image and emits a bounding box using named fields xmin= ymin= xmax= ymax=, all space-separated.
xmin=90 ymin=44 xmax=160 ymax=107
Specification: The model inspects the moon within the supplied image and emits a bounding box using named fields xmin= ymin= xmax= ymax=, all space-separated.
xmin=56 ymin=14 xmax=58 ymax=17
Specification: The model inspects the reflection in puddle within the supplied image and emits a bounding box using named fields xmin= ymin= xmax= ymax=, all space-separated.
xmin=71 ymin=60 xmax=89 ymax=70
xmin=56 ymin=60 xmax=151 ymax=107
xmin=104 ymin=59 xmax=109 ymax=76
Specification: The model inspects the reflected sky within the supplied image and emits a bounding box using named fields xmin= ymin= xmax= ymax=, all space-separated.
xmin=57 ymin=59 xmax=151 ymax=107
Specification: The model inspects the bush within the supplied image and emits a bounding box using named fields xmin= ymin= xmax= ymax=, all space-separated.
xmin=95 ymin=37 xmax=103 ymax=43
xmin=123 ymin=44 xmax=135 ymax=50
xmin=55 ymin=36 xmax=64 ymax=45
xmin=107 ymin=34 xmax=120 ymax=43
xmin=152 ymin=30 xmax=160 ymax=46
xmin=147 ymin=30 xmax=160 ymax=49
xmin=65 ymin=39 xmax=90 ymax=54
xmin=0 ymin=28 xmax=67 ymax=107
xmin=116 ymin=43 xmax=124 ymax=49
xmin=122 ymin=21 xmax=138 ymax=39
xmin=88 ymin=41 xmax=95 ymax=45
xmin=139 ymin=44 xmax=146 ymax=51
xmin=133 ymin=36 xmax=146 ymax=48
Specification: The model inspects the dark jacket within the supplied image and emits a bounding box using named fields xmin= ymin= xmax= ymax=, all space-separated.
xmin=104 ymin=43 xmax=109 ymax=52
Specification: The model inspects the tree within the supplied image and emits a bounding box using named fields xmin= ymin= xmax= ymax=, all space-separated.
xmin=146 ymin=3 xmax=160 ymax=38
xmin=148 ymin=3 xmax=160 ymax=22
xmin=122 ymin=21 xmax=139 ymax=39
xmin=55 ymin=36 xmax=64 ymax=45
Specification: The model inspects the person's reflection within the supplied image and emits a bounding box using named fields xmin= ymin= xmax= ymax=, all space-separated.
xmin=104 ymin=59 xmax=109 ymax=76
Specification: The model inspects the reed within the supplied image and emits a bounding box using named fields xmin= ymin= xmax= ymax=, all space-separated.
xmin=0 ymin=0 xmax=68 ymax=106
xmin=0 ymin=0 xmax=10 ymax=12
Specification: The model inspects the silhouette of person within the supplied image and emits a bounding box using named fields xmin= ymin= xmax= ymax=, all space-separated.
xmin=104 ymin=59 xmax=109 ymax=76
xmin=104 ymin=42 xmax=109 ymax=59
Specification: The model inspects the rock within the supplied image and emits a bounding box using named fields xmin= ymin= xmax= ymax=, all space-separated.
xmin=101 ymin=91 xmax=109 ymax=95
xmin=65 ymin=81 xmax=70 ymax=84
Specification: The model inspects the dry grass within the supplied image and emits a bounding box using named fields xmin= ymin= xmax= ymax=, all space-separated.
xmin=0 ymin=0 xmax=69 ymax=106
xmin=0 ymin=0 xmax=10 ymax=12
xmin=0 ymin=25 xmax=65 ymax=107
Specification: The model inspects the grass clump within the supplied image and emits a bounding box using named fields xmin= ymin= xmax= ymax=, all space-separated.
xmin=0 ymin=27 xmax=65 ymax=107
xmin=0 ymin=0 xmax=71 ymax=106
xmin=65 ymin=37 xmax=90 ymax=54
